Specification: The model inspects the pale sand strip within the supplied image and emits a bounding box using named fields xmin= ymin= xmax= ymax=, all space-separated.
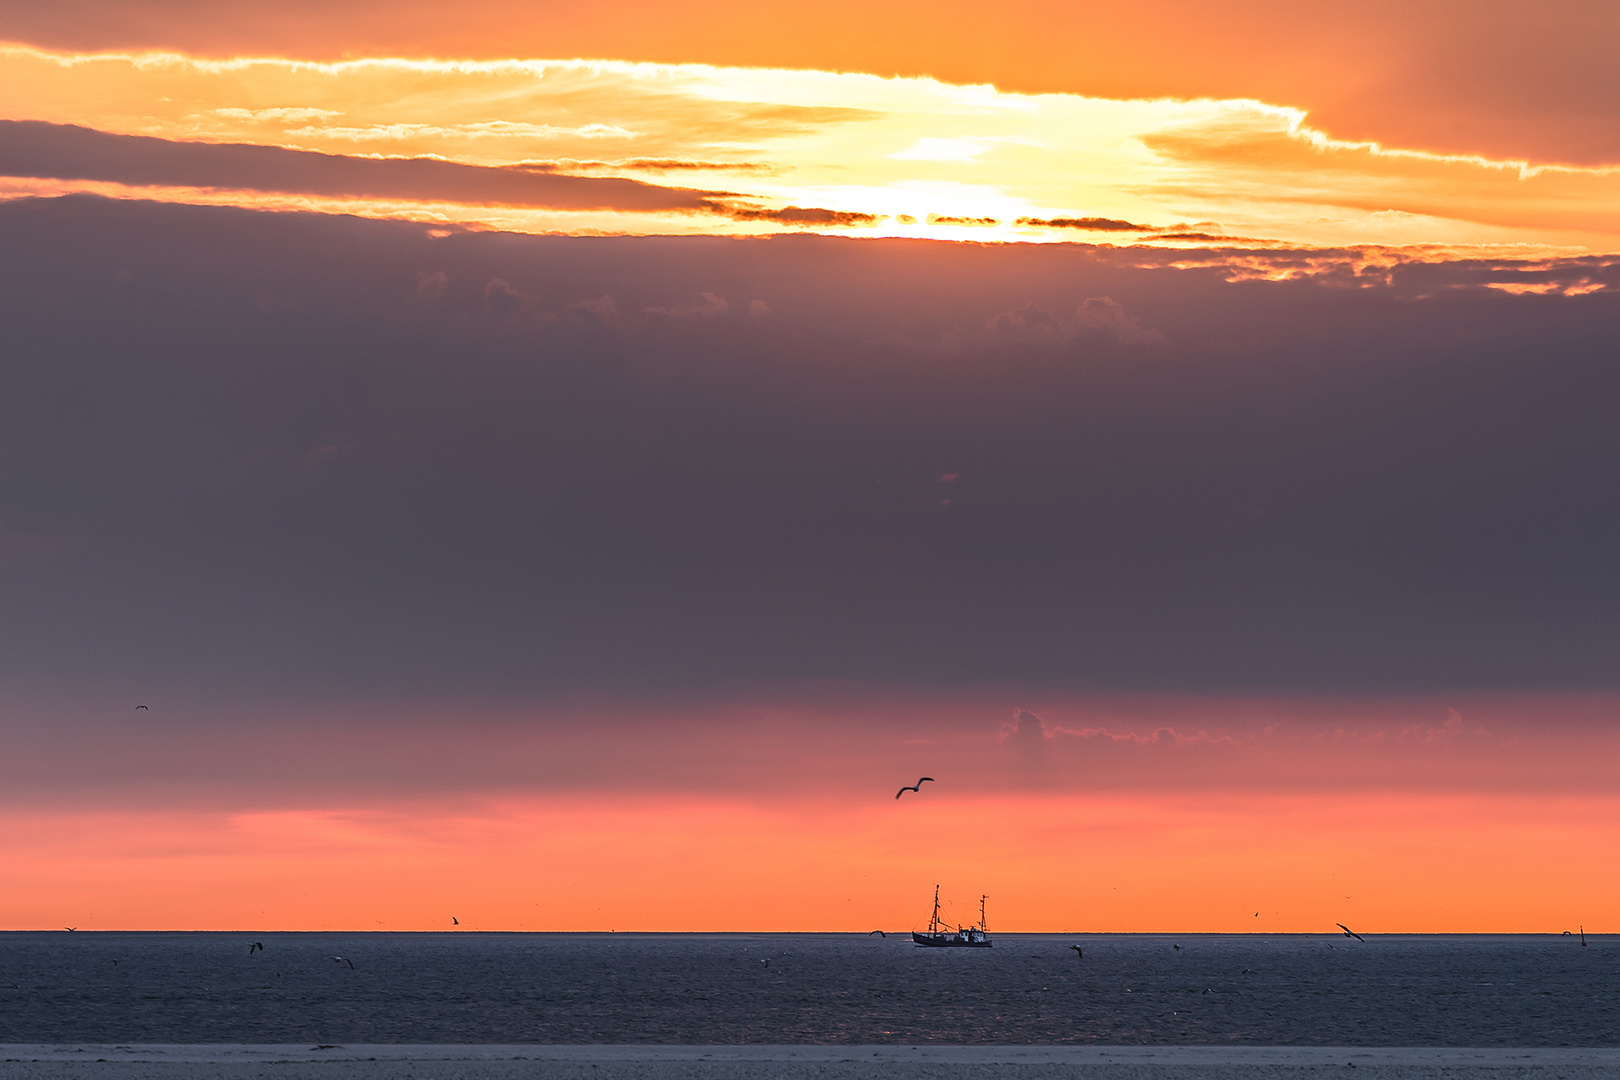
xmin=3 ymin=1046 xmax=1618 ymax=1080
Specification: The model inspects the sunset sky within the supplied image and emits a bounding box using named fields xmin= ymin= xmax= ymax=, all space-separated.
xmin=1 ymin=1 xmax=1618 ymax=933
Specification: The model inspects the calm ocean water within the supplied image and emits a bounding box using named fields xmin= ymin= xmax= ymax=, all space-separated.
xmin=0 ymin=933 xmax=1614 ymax=1046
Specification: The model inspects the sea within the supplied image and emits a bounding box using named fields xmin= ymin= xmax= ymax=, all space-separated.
xmin=0 ymin=933 xmax=1614 ymax=1046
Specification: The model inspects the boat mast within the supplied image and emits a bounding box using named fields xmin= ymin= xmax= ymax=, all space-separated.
xmin=980 ymin=895 xmax=988 ymax=932
xmin=930 ymin=884 xmax=943 ymax=933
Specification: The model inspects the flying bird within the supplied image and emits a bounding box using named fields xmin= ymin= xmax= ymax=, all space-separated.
xmin=869 ymin=930 xmax=885 ymax=937
xmin=895 ymin=777 xmax=935 ymax=799
xmin=135 ymin=705 xmax=148 ymax=711
xmin=1068 ymin=945 xmax=1083 ymax=959
xmin=64 ymin=927 xmax=75 ymax=932
xmin=452 ymin=917 xmax=458 ymax=926
xmin=1173 ymin=944 xmax=1181 ymax=951
xmin=331 ymin=956 xmax=354 ymax=969
xmin=1337 ymin=923 xmax=1365 ymax=942
xmin=249 ymin=942 xmax=263 ymax=954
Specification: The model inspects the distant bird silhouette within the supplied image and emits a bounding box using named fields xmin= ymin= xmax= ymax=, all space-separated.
xmin=331 ymin=956 xmax=354 ymax=969
xmin=1254 ymin=912 xmax=1259 ymax=917
xmin=135 ymin=705 xmax=148 ymax=711
xmin=869 ymin=930 xmax=885 ymax=937
xmin=1069 ymin=945 xmax=1083 ymax=959
xmin=452 ymin=917 xmax=458 ymax=926
xmin=64 ymin=927 xmax=75 ymax=932
xmin=895 ymin=777 xmax=935 ymax=799
xmin=1337 ymin=923 xmax=1365 ymax=942
xmin=1173 ymin=944 xmax=1181 ymax=951
xmin=249 ymin=942 xmax=263 ymax=954
xmin=1581 ymin=926 xmax=1588 ymax=947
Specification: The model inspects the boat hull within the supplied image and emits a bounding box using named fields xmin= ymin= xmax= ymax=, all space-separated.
xmin=912 ymin=931 xmax=993 ymax=948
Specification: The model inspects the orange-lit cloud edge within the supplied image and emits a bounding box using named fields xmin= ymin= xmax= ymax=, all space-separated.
xmin=3 ymin=43 xmax=1620 ymax=258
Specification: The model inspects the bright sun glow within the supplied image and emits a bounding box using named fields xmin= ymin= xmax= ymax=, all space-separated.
xmin=3 ymin=42 xmax=1620 ymax=251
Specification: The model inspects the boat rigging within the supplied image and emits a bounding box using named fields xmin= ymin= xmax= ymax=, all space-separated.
xmin=912 ymin=885 xmax=992 ymax=947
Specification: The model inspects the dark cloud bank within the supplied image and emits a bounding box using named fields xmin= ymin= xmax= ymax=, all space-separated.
xmin=3 ymin=194 xmax=1620 ymax=698
xmin=0 ymin=121 xmax=880 ymax=225
xmin=0 ymin=120 xmax=723 ymax=211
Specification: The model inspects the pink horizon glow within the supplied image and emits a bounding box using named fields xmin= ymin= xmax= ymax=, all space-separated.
xmin=3 ymin=692 xmax=1617 ymax=932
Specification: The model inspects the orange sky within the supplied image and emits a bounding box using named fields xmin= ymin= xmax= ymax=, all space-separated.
xmin=2 ymin=0 xmax=1616 ymax=166
xmin=5 ymin=792 xmax=1616 ymax=933
xmin=4 ymin=694 xmax=1619 ymax=931
xmin=3 ymin=44 xmax=1618 ymax=249
xmin=1 ymin=2 xmax=1618 ymax=935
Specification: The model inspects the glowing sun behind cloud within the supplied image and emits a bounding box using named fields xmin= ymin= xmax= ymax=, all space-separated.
xmin=3 ymin=43 xmax=1619 ymax=250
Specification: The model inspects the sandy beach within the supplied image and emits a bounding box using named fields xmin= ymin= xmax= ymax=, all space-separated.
xmin=3 ymin=1045 xmax=1617 ymax=1080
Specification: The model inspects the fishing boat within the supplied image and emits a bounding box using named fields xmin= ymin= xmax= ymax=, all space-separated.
xmin=911 ymin=885 xmax=992 ymax=947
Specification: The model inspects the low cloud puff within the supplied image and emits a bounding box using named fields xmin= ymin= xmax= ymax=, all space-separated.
xmin=985 ymin=296 xmax=1165 ymax=347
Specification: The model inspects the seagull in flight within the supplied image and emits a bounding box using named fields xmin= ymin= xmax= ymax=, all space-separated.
xmin=869 ymin=930 xmax=885 ymax=937
xmin=249 ymin=942 xmax=264 ymax=954
xmin=1068 ymin=945 xmax=1083 ymax=959
xmin=1336 ymin=923 xmax=1365 ymax=942
xmin=895 ymin=777 xmax=935 ymax=799
xmin=452 ymin=917 xmax=458 ymax=926
xmin=64 ymin=927 xmax=76 ymax=932
xmin=331 ymin=956 xmax=354 ymax=969
xmin=135 ymin=705 xmax=148 ymax=711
